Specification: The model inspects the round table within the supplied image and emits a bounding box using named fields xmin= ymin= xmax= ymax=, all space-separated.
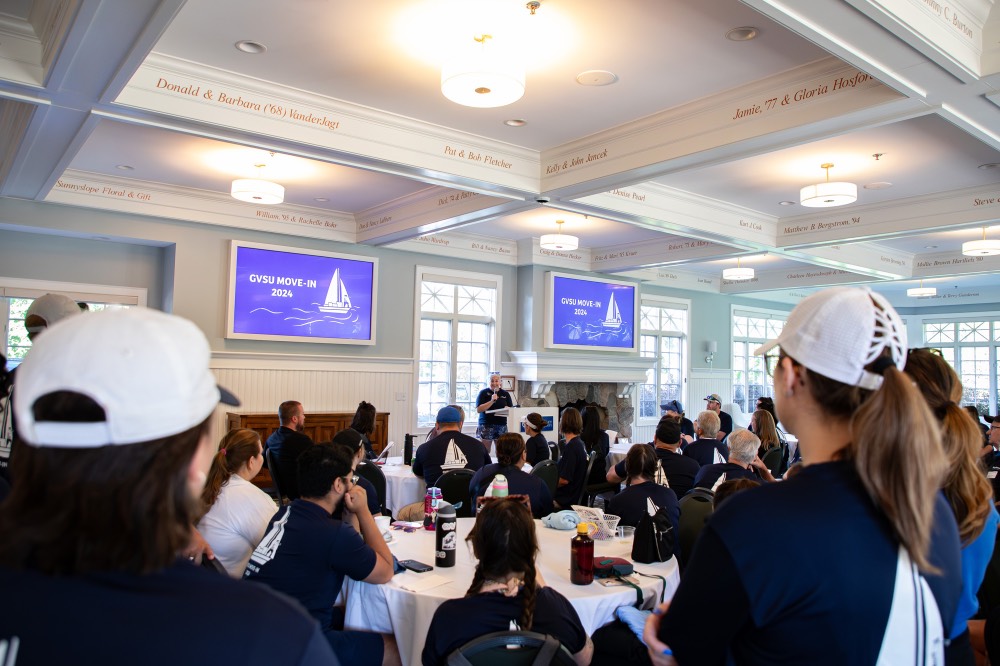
xmin=608 ymin=442 xmax=632 ymax=469
xmin=344 ymin=517 xmax=679 ymax=666
xmin=379 ymin=457 xmax=426 ymax=517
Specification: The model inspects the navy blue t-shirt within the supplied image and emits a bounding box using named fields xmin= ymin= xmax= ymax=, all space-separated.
xmin=525 ymin=433 xmax=550 ymax=466
xmin=692 ymin=462 xmax=759 ymax=489
xmin=583 ymin=431 xmax=610 ymax=484
xmin=554 ymin=436 xmax=588 ymax=507
xmin=0 ymin=559 xmax=337 ymax=666
xmin=412 ymin=431 xmax=492 ymax=487
xmin=265 ymin=426 xmax=315 ymax=500
xmin=244 ymin=500 xmax=376 ymax=631
xmin=469 ymin=463 xmax=554 ymax=518
xmin=476 ymin=388 xmax=514 ymax=426
xmin=614 ymin=446 xmax=700 ymax=499
xmin=683 ymin=438 xmax=728 ymax=467
xmin=606 ymin=481 xmax=680 ymax=553
xmin=658 ymin=460 xmax=962 ymax=665
xmin=422 ymin=586 xmax=587 ymax=665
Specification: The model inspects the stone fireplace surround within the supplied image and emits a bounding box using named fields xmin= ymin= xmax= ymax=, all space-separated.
xmin=501 ymin=351 xmax=654 ymax=440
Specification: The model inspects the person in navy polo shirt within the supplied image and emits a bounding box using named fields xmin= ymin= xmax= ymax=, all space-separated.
xmin=0 ymin=308 xmax=338 ymax=666
xmin=245 ymin=444 xmax=398 ymax=666
xmin=682 ymin=411 xmax=729 ymax=467
xmin=606 ymin=444 xmax=679 ymax=554
xmin=692 ymin=429 xmax=773 ymax=491
xmin=470 ymin=432 xmax=553 ymax=518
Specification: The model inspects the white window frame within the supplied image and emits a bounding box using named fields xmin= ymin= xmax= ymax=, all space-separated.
xmin=917 ymin=311 xmax=1000 ymax=417
xmin=730 ymin=305 xmax=788 ymax=413
xmin=413 ymin=266 xmax=503 ymax=432
xmin=635 ymin=295 xmax=690 ymax=425
xmin=2 ymin=277 xmax=147 ymax=368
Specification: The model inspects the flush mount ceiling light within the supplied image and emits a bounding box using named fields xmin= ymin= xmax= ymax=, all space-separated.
xmin=799 ymin=163 xmax=857 ymax=208
xmin=539 ymin=219 xmax=578 ymax=251
xmin=231 ymin=153 xmax=284 ymax=205
xmin=962 ymin=227 xmax=1000 ymax=256
xmin=722 ymin=257 xmax=754 ymax=281
xmin=441 ymin=33 xmax=525 ymax=108
xmin=907 ymin=279 xmax=936 ymax=297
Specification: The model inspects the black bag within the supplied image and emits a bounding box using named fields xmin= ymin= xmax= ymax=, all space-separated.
xmin=632 ymin=498 xmax=674 ymax=564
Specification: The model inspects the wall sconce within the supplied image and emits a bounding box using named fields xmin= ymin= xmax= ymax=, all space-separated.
xmin=705 ymin=340 xmax=717 ymax=367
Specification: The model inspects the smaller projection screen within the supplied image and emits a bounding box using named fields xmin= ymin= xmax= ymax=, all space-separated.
xmin=545 ymin=272 xmax=638 ymax=352
xmin=226 ymin=241 xmax=378 ymax=345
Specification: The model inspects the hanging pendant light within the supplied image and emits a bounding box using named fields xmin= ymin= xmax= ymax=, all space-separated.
xmin=539 ymin=220 xmax=578 ymax=251
xmin=231 ymin=153 xmax=284 ymax=205
xmin=906 ymin=279 xmax=936 ymax=297
xmin=722 ymin=257 xmax=754 ymax=281
xmin=799 ymin=163 xmax=857 ymax=208
xmin=441 ymin=33 xmax=525 ymax=108
xmin=962 ymin=227 xmax=1000 ymax=256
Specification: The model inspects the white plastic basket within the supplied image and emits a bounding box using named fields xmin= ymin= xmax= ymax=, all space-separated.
xmin=571 ymin=505 xmax=621 ymax=540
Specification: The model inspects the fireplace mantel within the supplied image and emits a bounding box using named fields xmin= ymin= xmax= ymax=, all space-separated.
xmin=502 ymin=351 xmax=654 ymax=398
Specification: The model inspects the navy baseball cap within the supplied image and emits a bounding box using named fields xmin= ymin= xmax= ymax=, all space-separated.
xmin=436 ymin=406 xmax=462 ymax=424
xmin=660 ymin=399 xmax=684 ymax=414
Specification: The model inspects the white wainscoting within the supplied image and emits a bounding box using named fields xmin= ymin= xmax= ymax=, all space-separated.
xmin=689 ymin=369 xmax=733 ymax=410
xmin=209 ymin=352 xmax=415 ymax=447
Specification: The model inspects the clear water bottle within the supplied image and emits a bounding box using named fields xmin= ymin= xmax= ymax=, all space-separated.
xmin=492 ymin=474 xmax=509 ymax=497
xmin=435 ymin=502 xmax=457 ymax=568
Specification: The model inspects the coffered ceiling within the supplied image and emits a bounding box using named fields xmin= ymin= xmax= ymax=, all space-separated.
xmin=2 ymin=0 xmax=1000 ymax=308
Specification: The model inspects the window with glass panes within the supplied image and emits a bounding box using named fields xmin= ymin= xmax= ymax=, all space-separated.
xmin=731 ymin=310 xmax=786 ymax=412
xmin=3 ymin=295 xmax=132 ymax=370
xmin=637 ymin=303 xmax=688 ymax=421
xmin=922 ymin=319 xmax=999 ymax=416
xmin=417 ymin=277 xmax=497 ymax=426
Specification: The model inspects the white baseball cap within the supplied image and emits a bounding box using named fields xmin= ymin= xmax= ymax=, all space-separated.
xmin=14 ymin=308 xmax=239 ymax=447
xmin=755 ymin=286 xmax=906 ymax=391
xmin=24 ymin=293 xmax=81 ymax=333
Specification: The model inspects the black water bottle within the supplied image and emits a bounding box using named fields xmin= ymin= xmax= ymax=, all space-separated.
xmin=404 ymin=433 xmax=414 ymax=465
xmin=435 ymin=502 xmax=457 ymax=568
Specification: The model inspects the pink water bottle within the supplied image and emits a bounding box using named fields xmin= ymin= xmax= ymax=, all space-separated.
xmin=424 ymin=486 xmax=442 ymax=530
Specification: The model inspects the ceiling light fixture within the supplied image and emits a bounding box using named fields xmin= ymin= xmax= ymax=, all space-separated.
xmin=799 ymin=163 xmax=857 ymax=208
xmin=231 ymin=153 xmax=284 ymax=205
xmin=539 ymin=220 xmax=578 ymax=251
xmin=722 ymin=257 xmax=754 ymax=281
xmin=907 ymin=280 xmax=936 ymax=298
xmin=962 ymin=227 xmax=1000 ymax=256
xmin=441 ymin=33 xmax=525 ymax=108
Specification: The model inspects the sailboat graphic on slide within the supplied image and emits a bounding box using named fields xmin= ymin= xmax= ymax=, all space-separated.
xmin=318 ymin=268 xmax=352 ymax=314
xmin=602 ymin=292 xmax=622 ymax=329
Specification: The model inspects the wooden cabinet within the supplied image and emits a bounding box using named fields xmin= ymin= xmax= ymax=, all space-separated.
xmin=226 ymin=411 xmax=390 ymax=490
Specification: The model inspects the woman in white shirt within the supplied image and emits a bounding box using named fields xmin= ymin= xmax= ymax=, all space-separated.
xmin=197 ymin=429 xmax=277 ymax=577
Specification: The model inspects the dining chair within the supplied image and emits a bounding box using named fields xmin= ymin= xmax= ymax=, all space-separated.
xmin=446 ymin=630 xmax=576 ymax=666
xmin=529 ymin=459 xmax=558 ymax=497
xmin=547 ymin=441 xmax=559 ymax=463
xmin=264 ymin=448 xmax=287 ymax=505
xmin=356 ymin=460 xmax=389 ymax=516
xmin=574 ymin=452 xmax=597 ymax=507
xmin=677 ymin=487 xmax=716 ymax=571
xmin=435 ymin=468 xmax=476 ymax=518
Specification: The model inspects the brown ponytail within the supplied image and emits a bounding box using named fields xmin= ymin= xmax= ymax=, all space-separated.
xmin=465 ymin=497 xmax=540 ymax=630
xmin=904 ymin=348 xmax=993 ymax=544
xmin=199 ymin=429 xmax=261 ymax=515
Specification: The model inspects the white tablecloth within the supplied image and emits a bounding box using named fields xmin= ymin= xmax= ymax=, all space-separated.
xmin=608 ymin=443 xmax=632 ymax=469
xmin=380 ymin=458 xmax=426 ymax=517
xmin=344 ymin=517 xmax=679 ymax=666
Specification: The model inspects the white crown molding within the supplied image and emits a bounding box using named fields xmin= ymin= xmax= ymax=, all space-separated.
xmin=47 ymin=169 xmax=356 ymax=242
xmin=390 ymin=230 xmax=518 ymax=266
xmin=210 ymin=350 xmax=414 ymax=373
